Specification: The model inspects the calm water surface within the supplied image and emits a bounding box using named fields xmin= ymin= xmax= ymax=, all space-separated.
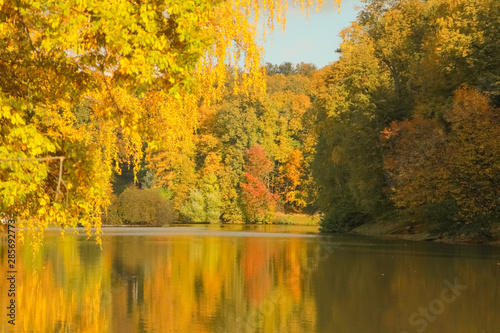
xmin=1 ymin=225 xmax=500 ymax=333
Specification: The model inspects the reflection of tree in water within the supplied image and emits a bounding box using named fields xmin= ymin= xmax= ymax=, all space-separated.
xmin=7 ymin=235 xmax=109 ymax=332
xmin=111 ymin=248 xmax=145 ymax=312
xmin=10 ymin=229 xmax=500 ymax=333
xmin=77 ymin=238 xmax=102 ymax=266
xmin=311 ymin=239 xmax=500 ymax=333
xmin=106 ymin=237 xmax=153 ymax=332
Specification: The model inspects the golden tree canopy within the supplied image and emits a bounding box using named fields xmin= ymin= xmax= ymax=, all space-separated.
xmin=0 ymin=0 xmax=339 ymax=247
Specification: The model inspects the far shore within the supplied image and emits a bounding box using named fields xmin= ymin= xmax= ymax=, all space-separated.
xmin=6 ymin=215 xmax=499 ymax=246
xmin=351 ymin=220 xmax=500 ymax=246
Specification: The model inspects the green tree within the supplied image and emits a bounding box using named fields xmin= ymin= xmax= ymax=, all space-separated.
xmin=312 ymin=22 xmax=391 ymax=232
xmin=180 ymin=190 xmax=207 ymax=223
xmin=180 ymin=173 xmax=222 ymax=223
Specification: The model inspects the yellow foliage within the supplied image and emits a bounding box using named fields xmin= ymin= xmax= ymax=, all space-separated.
xmin=0 ymin=0 xmax=341 ymax=247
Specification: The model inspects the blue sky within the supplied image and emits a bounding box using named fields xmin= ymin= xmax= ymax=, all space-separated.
xmin=261 ymin=0 xmax=363 ymax=68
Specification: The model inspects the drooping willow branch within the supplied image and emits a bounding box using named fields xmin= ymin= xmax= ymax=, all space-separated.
xmin=0 ymin=156 xmax=65 ymax=200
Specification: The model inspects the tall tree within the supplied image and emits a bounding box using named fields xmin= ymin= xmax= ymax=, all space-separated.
xmin=278 ymin=149 xmax=306 ymax=211
xmin=312 ymin=22 xmax=391 ymax=232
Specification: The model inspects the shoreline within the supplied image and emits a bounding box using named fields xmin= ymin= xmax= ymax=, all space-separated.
xmin=350 ymin=220 xmax=500 ymax=246
xmin=7 ymin=218 xmax=499 ymax=246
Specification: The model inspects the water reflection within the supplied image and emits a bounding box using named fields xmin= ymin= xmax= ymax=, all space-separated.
xmin=1 ymin=227 xmax=499 ymax=332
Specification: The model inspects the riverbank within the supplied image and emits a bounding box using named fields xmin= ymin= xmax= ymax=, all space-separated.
xmin=351 ymin=219 xmax=500 ymax=245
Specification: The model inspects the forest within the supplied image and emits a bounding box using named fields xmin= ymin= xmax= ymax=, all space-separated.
xmin=1 ymin=0 xmax=499 ymax=243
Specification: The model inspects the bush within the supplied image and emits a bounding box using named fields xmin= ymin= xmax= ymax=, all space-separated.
xmin=423 ymin=199 xmax=496 ymax=241
xmin=179 ymin=174 xmax=222 ymax=223
xmin=102 ymin=195 xmax=123 ymax=225
xmin=274 ymin=215 xmax=294 ymax=225
xmin=422 ymin=199 xmax=458 ymax=233
xmin=180 ymin=189 xmax=207 ymax=223
xmin=319 ymin=207 xmax=373 ymax=233
xmin=104 ymin=186 xmax=177 ymax=226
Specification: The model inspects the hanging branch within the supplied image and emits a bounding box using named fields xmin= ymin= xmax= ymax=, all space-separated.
xmin=0 ymin=156 xmax=66 ymax=200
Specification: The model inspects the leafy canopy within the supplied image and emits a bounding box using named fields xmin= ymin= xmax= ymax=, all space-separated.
xmin=0 ymin=0 xmax=340 ymax=246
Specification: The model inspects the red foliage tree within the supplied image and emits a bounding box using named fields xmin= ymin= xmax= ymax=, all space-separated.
xmin=244 ymin=145 xmax=273 ymax=181
xmin=240 ymin=145 xmax=278 ymax=222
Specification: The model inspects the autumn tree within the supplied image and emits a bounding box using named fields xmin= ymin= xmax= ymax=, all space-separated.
xmin=277 ymin=149 xmax=306 ymax=211
xmin=240 ymin=145 xmax=278 ymax=223
xmin=311 ymin=0 xmax=500 ymax=236
xmin=444 ymin=88 xmax=500 ymax=231
xmin=312 ymin=21 xmax=391 ymax=232
xmin=383 ymin=88 xmax=500 ymax=236
xmin=411 ymin=0 xmax=500 ymax=113
xmin=381 ymin=115 xmax=452 ymax=225
xmin=359 ymin=0 xmax=500 ymax=118
xmin=204 ymin=65 xmax=317 ymax=220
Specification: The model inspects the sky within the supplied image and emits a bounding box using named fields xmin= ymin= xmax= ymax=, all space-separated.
xmin=261 ymin=0 xmax=364 ymax=68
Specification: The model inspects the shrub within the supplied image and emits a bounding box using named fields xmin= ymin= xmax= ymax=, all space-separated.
xmin=180 ymin=189 xmax=207 ymax=223
xmin=104 ymin=186 xmax=177 ymax=226
xmin=274 ymin=215 xmax=294 ymax=225
xmin=179 ymin=173 xmax=222 ymax=223
xmin=319 ymin=206 xmax=373 ymax=233
xmin=102 ymin=195 xmax=123 ymax=225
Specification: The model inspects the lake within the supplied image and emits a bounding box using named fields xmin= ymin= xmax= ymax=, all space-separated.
xmin=1 ymin=225 xmax=500 ymax=332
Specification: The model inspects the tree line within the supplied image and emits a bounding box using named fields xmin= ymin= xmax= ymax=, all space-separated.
xmin=313 ymin=0 xmax=500 ymax=238
xmin=1 ymin=0 xmax=499 ymax=241
xmin=0 ymin=0 xmax=337 ymax=245
xmin=126 ymin=0 xmax=499 ymax=239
